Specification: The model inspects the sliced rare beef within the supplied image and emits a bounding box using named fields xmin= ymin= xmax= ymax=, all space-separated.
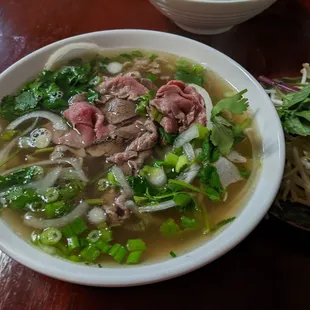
xmin=100 ymin=98 xmax=137 ymax=125
xmin=97 ymin=75 xmax=148 ymax=101
xmin=86 ymin=137 xmax=125 ymax=157
xmin=49 ymin=102 xmax=111 ymax=148
xmin=149 ymin=80 xmax=206 ymax=133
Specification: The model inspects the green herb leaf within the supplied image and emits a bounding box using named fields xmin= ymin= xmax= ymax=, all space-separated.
xmin=170 ymin=251 xmax=177 ymax=258
xmin=159 ymin=127 xmax=176 ymax=145
xmin=174 ymin=58 xmax=205 ymax=87
xmin=211 ymin=116 xmax=234 ymax=155
xmin=211 ymin=89 xmax=248 ymax=117
xmin=181 ymin=216 xmax=197 ymax=229
xmin=238 ymin=166 xmax=250 ymax=179
xmin=160 ymin=218 xmax=180 ymax=235
xmin=135 ymin=90 xmax=155 ymax=115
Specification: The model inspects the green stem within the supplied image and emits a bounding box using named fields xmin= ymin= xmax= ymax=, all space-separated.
xmin=85 ymin=199 xmax=103 ymax=205
xmin=33 ymin=147 xmax=54 ymax=155
xmin=0 ymin=149 xmax=20 ymax=168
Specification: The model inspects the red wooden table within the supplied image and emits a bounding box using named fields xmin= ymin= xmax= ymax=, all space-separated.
xmin=1 ymin=1 xmax=310 ymax=309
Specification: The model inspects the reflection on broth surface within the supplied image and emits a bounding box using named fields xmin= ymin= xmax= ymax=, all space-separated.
xmin=0 ymin=47 xmax=261 ymax=266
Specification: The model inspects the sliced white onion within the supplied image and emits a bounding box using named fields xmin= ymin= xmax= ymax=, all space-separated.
xmin=1 ymin=158 xmax=88 ymax=182
xmin=88 ymin=207 xmax=107 ymax=225
xmin=49 ymin=145 xmax=86 ymax=161
xmin=107 ymin=62 xmax=123 ymax=74
xmin=59 ymin=167 xmax=84 ymax=181
xmin=36 ymin=166 xmax=62 ymax=194
xmin=111 ymin=165 xmax=133 ymax=197
xmin=226 ymin=150 xmax=247 ymax=163
xmin=24 ymin=201 xmax=89 ymax=229
xmin=214 ymin=157 xmax=243 ymax=189
xmin=6 ymin=111 xmax=68 ymax=131
xmin=0 ymin=119 xmax=38 ymax=170
xmin=188 ymin=83 xmax=213 ymax=129
xmin=45 ymin=42 xmax=102 ymax=70
xmin=173 ymin=124 xmax=199 ymax=148
xmin=177 ymin=163 xmax=200 ymax=184
xmin=183 ymin=142 xmax=195 ymax=162
xmin=138 ymin=199 xmax=176 ymax=213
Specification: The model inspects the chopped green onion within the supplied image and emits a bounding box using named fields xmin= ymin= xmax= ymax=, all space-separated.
xmin=181 ymin=216 xmax=197 ymax=229
xmin=109 ymin=243 xmax=127 ymax=263
xmin=197 ymin=124 xmax=209 ymax=139
xmin=45 ymin=201 xmax=70 ymax=218
xmin=68 ymin=255 xmax=81 ymax=262
xmin=100 ymin=228 xmax=113 ymax=242
xmin=211 ymin=217 xmax=236 ymax=232
xmin=109 ymin=243 xmax=121 ymax=257
xmin=40 ymin=227 xmax=62 ymax=245
xmin=165 ymin=152 xmax=179 ymax=167
xmin=107 ymin=172 xmax=118 ymax=185
xmin=175 ymin=155 xmax=188 ymax=173
xmin=67 ymin=236 xmax=80 ymax=252
xmin=160 ymin=218 xmax=180 ymax=236
xmin=55 ymin=242 xmax=69 ymax=256
xmin=70 ymin=217 xmax=88 ymax=235
xmin=170 ymin=251 xmax=177 ymax=258
xmin=238 ymin=166 xmax=250 ymax=179
xmin=102 ymin=244 xmax=112 ymax=254
xmin=61 ymin=225 xmax=74 ymax=238
xmin=126 ymin=251 xmax=143 ymax=264
xmin=87 ymin=230 xmax=102 ymax=243
xmin=44 ymin=187 xmax=59 ymax=203
xmin=80 ymin=245 xmax=101 ymax=262
xmin=126 ymin=239 xmax=147 ymax=252
xmin=79 ymin=237 xmax=88 ymax=248
xmin=93 ymin=240 xmax=108 ymax=251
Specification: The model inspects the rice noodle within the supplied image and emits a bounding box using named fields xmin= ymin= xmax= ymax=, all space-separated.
xmin=183 ymin=143 xmax=195 ymax=162
xmin=138 ymin=199 xmax=176 ymax=213
xmin=24 ymin=201 xmax=89 ymax=229
xmin=0 ymin=157 xmax=88 ymax=181
xmin=0 ymin=119 xmax=38 ymax=171
xmin=111 ymin=166 xmax=133 ymax=197
xmin=45 ymin=42 xmax=102 ymax=70
xmin=25 ymin=166 xmax=62 ymax=194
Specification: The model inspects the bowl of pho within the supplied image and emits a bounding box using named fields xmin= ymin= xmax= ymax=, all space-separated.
xmin=0 ymin=30 xmax=285 ymax=286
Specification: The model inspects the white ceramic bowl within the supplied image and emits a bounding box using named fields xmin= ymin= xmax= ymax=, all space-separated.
xmin=0 ymin=30 xmax=284 ymax=287
xmin=150 ymin=0 xmax=277 ymax=35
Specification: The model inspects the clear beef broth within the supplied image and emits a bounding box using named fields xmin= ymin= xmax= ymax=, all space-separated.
xmin=0 ymin=49 xmax=261 ymax=265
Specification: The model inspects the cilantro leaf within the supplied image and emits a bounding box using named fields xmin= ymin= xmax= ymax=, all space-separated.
xmin=181 ymin=216 xmax=197 ymax=229
xmin=160 ymin=218 xmax=180 ymax=235
xmin=174 ymin=58 xmax=205 ymax=87
xmin=211 ymin=116 xmax=234 ymax=155
xmin=135 ymin=90 xmax=155 ymax=115
xmin=159 ymin=127 xmax=176 ymax=145
xmin=211 ymin=89 xmax=248 ymax=117
xmin=238 ymin=166 xmax=250 ymax=179
xmin=14 ymin=91 xmax=38 ymax=114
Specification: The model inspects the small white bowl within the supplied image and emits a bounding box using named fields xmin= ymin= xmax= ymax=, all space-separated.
xmin=0 ymin=30 xmax=285 ymax=287
xmin=150 ymin=0 xmax=277 ymax=35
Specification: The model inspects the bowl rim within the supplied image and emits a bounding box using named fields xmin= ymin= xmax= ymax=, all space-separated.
xmin=0 ymin=29 xmax=285 ymax=287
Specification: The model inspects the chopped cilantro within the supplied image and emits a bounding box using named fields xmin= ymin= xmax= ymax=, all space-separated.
xmin=238 ymin=166 xmax=250 ymax=179
xmin=181 ymin=216 xmax=197 ymax=229
xmin=159 ymin=127 xmax=176 ymax=145
xmin=146 ymin=73 xmax=157 ymax=82
xmin=135 ymin=90 xmax=155 ymax=115
xmin=160 ymin=218 xmax=180 ymax=235
xmin=174 ymin=58 xmax=205 ymax=87
xmin=149 ymin=54 xmax=158 ymax=61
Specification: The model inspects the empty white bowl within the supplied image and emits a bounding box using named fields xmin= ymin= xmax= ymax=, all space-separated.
xmin=0 ymin=30 xmax=284 ymax=287
xmin=150 ymin=0 xmax=277 ymax=35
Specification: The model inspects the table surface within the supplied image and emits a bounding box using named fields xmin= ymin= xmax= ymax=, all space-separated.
xmin=1 ymin=0 xmax=310 ymax=309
